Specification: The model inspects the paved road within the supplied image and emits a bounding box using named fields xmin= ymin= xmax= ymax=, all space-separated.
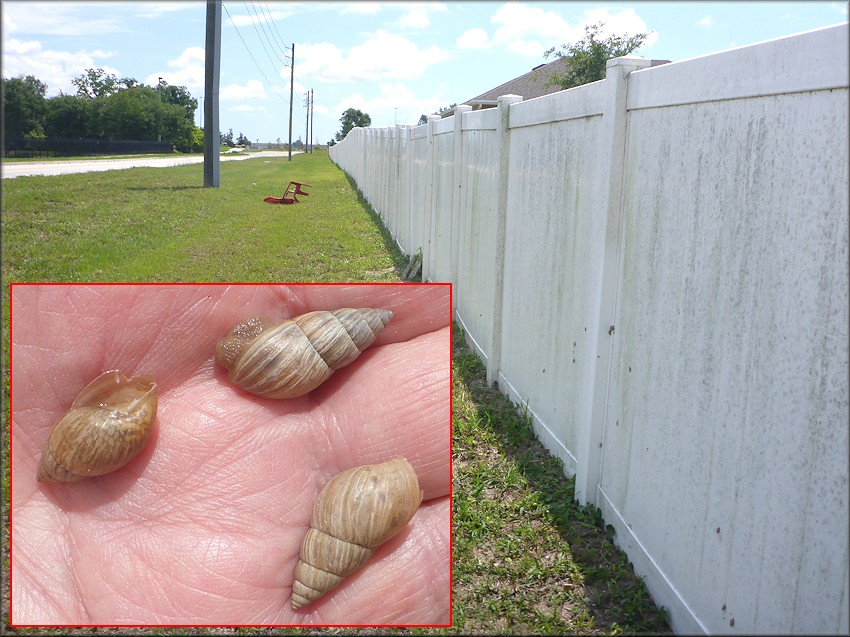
xmin=1 ymin=150 xmax=301 ymax=179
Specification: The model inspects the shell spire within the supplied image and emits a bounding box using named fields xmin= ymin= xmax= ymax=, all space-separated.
xmin=215 ymin=308 xmax=393 ymax=399
xmin=291 ymin=456 xmax=423 ymax=609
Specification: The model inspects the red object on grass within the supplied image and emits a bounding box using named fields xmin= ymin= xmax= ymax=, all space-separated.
xmin=264 ymin=181 xmax=312 ymax=204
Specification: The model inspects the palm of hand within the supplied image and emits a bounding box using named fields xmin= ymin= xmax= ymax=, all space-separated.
xmin=11 ymin=285 xmax=451 ymax=625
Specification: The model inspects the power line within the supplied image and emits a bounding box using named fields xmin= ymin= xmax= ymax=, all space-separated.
xmin=256 ymin=1 xmax=292 ymax=65
xmin=260 ymin=1 xmax=291 ymax=59
xmin=244 ymin=0 xmax=289 ymax=70
xmin=222 ymin=2 xmax=288 ymax=104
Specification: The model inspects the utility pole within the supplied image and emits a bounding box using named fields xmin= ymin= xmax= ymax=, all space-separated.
xmin=288 ymin=43 xmax=294 ymax=161
xmin=204 ymin=0 xmax=221 ymax=187
xmin=157 ymin=77 xmax=163 ymax=142
xmin=309 ymin=89 xmax=314 ymax=153
xmin=304 ymin=91 xmax=310 ymax=154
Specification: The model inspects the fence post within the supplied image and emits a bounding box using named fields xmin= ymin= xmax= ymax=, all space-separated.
xmin=574 ymin=56 xmax=652 ymax=506
xmin=451 ymin=105 xmax=472 ymax=317
xmin=404 ymin=126 xmax=416 ymax=256
xmin=396 ymin=125 xmax=408 ymax=253
xmin=486 ymin=94 xmax=523 ymax=387
xmin=422 ymin=114 xmax=441 ymax=282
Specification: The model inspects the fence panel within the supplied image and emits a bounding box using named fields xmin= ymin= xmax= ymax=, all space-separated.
xmin=409 ymin=125 xmax=429 ymax=258
xmin=497 ymin=85 xmax=607 ymax=473
xmin=597 ymin=27 xmax=849 ymax=634
xmin=455 ymin=108 xmax=499 ymax=362
xmin=425 ymin=118 xmax=457 ymax=285
xmin=329 ymin=24 xmax=849 ymax=635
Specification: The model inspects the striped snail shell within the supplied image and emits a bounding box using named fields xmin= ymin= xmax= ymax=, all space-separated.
xmin=214 ymin=308 xmax=393 ymax=399
xmin=36 ymin=370 xmax=158 ymax=483
xmin=291 ymin=456 xmax=423 ymax=610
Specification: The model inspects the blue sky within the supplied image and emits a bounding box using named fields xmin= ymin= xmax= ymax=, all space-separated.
xmin=2 ymin=1 xmax=847 ymax=146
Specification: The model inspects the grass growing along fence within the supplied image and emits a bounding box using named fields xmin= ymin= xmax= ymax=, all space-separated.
xmin=1 ymin=152 xmax=668 ymax=634
xmin=451 ymin=327 xmax=669 ymax=634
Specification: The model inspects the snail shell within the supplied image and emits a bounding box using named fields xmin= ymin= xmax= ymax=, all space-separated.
xmin=291 ymin=456 xmax=423 ymax=610
xmin=214 ymin=308 xmax=393 ymax=399
xmin=36 ymin=370 xmax=158 ymax=483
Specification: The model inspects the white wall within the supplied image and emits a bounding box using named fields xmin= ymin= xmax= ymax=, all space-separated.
xmin=330 ymin=24 xmax=849 ymax=635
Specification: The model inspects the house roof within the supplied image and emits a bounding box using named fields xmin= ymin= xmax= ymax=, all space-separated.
xmin=460 ymin=56 xmax=671 ymax=111
xmin=464 ymin=57 xmax=573 ymax=108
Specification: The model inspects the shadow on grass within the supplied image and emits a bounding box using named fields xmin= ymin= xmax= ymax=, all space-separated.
xmin=452 ymin=325 xmax=671 ymax=634
xmin=125 ymin=185 xmax=207 ymax=191
xmin=340 ymin=169 xmax=418 ymax=282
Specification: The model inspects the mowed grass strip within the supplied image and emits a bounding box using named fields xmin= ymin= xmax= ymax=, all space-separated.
xmin=451 ymin=326 xmax=671 ymax=635
xmin=1 ymin=151 xmax=405 ymax=282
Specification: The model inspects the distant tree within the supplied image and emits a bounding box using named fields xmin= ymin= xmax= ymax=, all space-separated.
xmin=184 ymin=126 xmax=205 ymax=153
xmin=72 ymin=68 xmax=120 ymax=99
xmin=160 ymin=83 xmax=198 ymax=123
xmin=220 ymin=128 xmax=235 ymax=147
xmin=417 ymin=103 xmax=457 ymax=126
xmin=236 ymin=131 xmax=250 ymax=146
xmin=335 ymin=108 xmax=371 ymax=141
xmin=96 ymin=87 xmax=160 ymax=139
xmin=43 ymin=94 xmax=91 ymax=137
xmin=2 ymin=75 xmax=47 ymax=136
xmin=543 ymin=22 xmax=649 ymax=89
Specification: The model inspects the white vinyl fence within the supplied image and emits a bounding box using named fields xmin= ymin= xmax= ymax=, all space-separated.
xmin=331 ymin=24 xmax=849 ymax=635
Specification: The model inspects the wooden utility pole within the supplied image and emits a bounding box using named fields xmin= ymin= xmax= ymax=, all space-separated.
xmin=304 ymin=91 xmax=310 ymax=153
xmin=309 ymin=89 xmax=314 ymax=153
xmin=288 ymin=43 xmax=294 ymax=161
xmin=204 ymin=0 xmax=221 ymax=187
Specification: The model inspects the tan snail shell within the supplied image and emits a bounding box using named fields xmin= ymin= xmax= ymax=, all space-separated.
xmin=36 ymin=370 xmax=158 ymax=483
xmin=214 ymin=307 xmax=393 ymax=399
xmin=291 ymin=456 xmax=423 ymax=610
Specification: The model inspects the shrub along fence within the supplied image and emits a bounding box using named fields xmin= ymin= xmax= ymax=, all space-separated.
xmin=3 ymin=136 xmax=173 ymax=158
xmin=330 ymin=24 xmax=849 ymax=635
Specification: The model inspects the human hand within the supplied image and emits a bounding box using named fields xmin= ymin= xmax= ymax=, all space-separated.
xmin=11 ymin=283 xmax=451 ymax=626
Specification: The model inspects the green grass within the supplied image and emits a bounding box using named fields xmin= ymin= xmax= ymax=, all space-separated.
xmin=1 ymin=152 xmax=406 ymax=282
xmin=449 ymin=326 xmax=669 ymax=634
xmin=1 ymin=153 xmax=670 ymax=634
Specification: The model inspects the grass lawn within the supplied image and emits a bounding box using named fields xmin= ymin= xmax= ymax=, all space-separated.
xmin=1 ymin=152 xmax=669 ymax=634
xmin=1 ymin=151 xmax=405 ymax=282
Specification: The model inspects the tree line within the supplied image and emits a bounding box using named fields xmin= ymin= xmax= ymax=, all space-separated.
xmin=2 ymin=68 xmax=246 ymax=153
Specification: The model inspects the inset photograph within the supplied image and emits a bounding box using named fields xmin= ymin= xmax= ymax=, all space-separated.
xmin=10 ymin=283 xmax=451 ymax=627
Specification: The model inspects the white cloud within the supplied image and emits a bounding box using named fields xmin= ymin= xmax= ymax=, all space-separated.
xmin=146 ymin=46 xmax=206 ymax=92
xmin=830 ymin=2 xmax=848 ymax=15
xmin=339 ymin=2 xmax=382 ymax=15
xmin=457 ymin=28 xmax=489 ymax=50
xmin=225 ymin=7 xmax=297 ymax=28
xmin=484 ymin=4 xmax=656 ymax=58
xmin=230 ymin=104 xmax=264 ymax=112
xmin=1 ymin=38 xmax=118 ymax=96
xmin=580 ymin=8 xmax=657 ymax=48
xmin=695 ymin=16 xmax=715 ymax=28
xmin=333 ymin=82 xmax=448 ymax=126
xmin=1 ymin=2 xmax=126 ymax=36
xmin=298 ymin=30 xmax=449 ymax=83
xmin=134 ymin=2 xmax=200 ymax=19
xmin=490 ymin=2 xmax=575 ymax=57
xmin=221 ymin=80 xmax=268 ymax=100
xmin=392 ymin=2 xmax=448 ymax=28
